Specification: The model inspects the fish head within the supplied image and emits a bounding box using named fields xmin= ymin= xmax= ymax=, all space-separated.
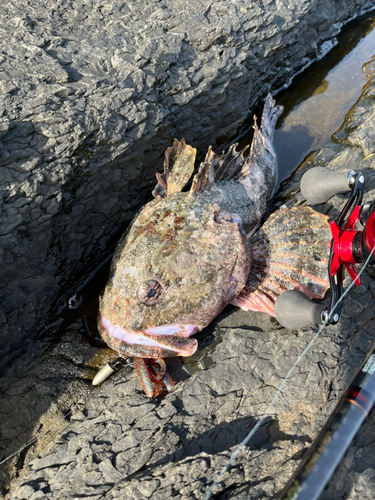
xmin=98 ymin=193 xmax=252 ymax=359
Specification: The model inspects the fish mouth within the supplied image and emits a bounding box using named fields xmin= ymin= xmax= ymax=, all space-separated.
xmin=100 ymin=315 xmax=199 ymax=357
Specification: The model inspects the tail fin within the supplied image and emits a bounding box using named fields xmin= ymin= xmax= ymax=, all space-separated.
xmin=190 ymin=94 xmax=284 ymax=195
xmin=231 ymin=207 xmax=331 ymax=316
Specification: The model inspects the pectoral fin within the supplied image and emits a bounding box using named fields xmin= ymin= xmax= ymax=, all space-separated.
xmin=231 ymin=206 xmax=331 ymax=316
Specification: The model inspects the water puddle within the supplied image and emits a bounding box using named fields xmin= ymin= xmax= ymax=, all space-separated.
xmin=237 ymin=11 xmax=375 ymax=183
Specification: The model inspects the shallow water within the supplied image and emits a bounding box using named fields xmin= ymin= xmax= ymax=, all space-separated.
xmin=237 ymin=11 xmax=375 ymax=184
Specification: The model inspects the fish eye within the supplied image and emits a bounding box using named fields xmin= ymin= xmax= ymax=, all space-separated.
xmin=137 ymin=280 xmax=162 ymax=306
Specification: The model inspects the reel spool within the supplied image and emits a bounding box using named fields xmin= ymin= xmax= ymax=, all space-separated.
xmin=275 ymin=166 xmax=375 ymax=330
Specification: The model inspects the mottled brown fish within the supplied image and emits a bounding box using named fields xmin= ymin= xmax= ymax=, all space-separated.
xmin=98 ymin=94 xmax=331 ymax=397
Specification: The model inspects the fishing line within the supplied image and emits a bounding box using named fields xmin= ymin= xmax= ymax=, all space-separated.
xmin=0 ymin=408 xmax=75 ymax=467
xmin=203 ymin=246 xmax=375 ymax=500
xmin=1 ymin=242 xmax=373 ymax=485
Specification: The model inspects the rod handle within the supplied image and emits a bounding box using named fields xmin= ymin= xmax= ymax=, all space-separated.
xmin=274 ymin=290 xmax=324 ymax=330
xmin=301 ymin=167 xmax=354 ymax=204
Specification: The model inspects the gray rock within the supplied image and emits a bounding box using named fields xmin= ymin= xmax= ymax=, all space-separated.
xmin=8 ymin=45 xmax=375 ymax=500
xmin=3 ymin=2 xmax=375 ymax=500
xmin=0 ymin=0 xmax=373 ymax=373
xmin=6 ymin=307 xmax=375 ymax=499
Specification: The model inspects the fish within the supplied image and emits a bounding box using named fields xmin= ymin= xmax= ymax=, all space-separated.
xmin=98 ymin=94 xmax=331 ymax=397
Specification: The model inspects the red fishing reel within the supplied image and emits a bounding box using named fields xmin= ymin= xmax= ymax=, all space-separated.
xmin=330 ymin=197 xmax=375 ymax=285
xmin=325 ymin=170 xmax=375 ymax=324
xmin=275 ymin=167 xmax=375 ymax=330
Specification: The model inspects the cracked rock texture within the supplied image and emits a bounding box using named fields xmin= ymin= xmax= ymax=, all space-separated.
xmin=7 ymin=64 xmax=375 ymax=500
xmin=1 ymin=0 xmax=374 ymax=371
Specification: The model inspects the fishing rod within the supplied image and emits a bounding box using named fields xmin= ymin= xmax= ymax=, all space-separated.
xmin=278 ymin=345 xmax=375 ymax=500
xmin=274 ymin=165 xmax=375 ymax=499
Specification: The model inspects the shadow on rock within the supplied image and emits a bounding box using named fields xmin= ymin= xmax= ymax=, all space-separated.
xmin=148 ymin=414 xmax=312 ymax=470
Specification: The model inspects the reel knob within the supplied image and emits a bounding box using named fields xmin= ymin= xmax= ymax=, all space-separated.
xmin=301 ymin=167 xmax=356 ymax=204
xmin=274 ymin=290 xmax=326 ymax=330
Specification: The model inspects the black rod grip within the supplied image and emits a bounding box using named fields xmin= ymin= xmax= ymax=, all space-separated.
xmin=274 ymin=290 xmax=324 ymax=330
xmin=300 ymin=167 xmax=351 ymax=204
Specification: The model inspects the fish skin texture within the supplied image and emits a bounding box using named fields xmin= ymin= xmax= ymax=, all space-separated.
xmin=97 ymin=94 xmax=330 ymax=395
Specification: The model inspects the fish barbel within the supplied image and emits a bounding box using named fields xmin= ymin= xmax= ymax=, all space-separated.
xmin=98 ymin=94 xmax=331 ymax=396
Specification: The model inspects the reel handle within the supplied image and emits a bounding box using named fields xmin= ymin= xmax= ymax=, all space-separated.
xmin=274 ymin=290 xmax=325 ymax=330
xmin=301 ymin=167 xmax=355 ymax=204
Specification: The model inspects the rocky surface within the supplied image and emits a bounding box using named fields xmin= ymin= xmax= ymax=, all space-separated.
xmin=6 ymin=299 xmax=375 ymax=500
xmin=1 ymin=0 xmax=373 ymax=374
xmin=6 ymin=50 xmax=375 ymax=500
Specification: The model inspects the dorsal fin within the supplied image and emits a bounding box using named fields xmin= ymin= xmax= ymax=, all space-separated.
xmin=242 ymin=94 xmax=283 ymax=176
xmin=153 ymin=95 xmax=282 ymax=198
xmin=152 ymin=139 xmax=196 ymax=198
xmin=190 ymin=143 xmax=250 ymax=196
xmin=190 ymin=146 xmax=215 ymax=195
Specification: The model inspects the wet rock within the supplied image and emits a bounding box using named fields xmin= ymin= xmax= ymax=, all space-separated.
xmin=0 ymin=0 xmax=373 ymax=373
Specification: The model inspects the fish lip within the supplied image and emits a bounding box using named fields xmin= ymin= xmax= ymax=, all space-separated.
xmin=100 ymin=315 xmax=200 ymax=357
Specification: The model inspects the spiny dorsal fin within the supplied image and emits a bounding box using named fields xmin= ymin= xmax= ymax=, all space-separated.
xmin=242 ymin=94 xmax=283 ymax=176
xmin=190 ymin=146 xmax=215 ymax=195
xmin=190 ymin=143 xmax=250 ymax=196
xmin=154 ymin=95 xmax=283 ymax=198
xmin=152 ymin=139 xmax=196 ymax=198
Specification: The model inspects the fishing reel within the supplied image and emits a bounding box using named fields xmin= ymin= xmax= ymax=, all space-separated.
xmin=275 ymin=166 xmax=375 ymax=330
